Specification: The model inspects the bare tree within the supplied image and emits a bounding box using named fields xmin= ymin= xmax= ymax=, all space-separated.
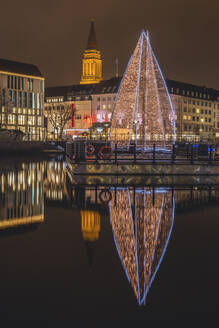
xmin=44 ymin=104 xmax=74 ymax=139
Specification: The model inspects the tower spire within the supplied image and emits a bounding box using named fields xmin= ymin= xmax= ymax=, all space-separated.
xmin=80 ymin=20 xmax=103 ymax=84
xmin=86 ymin=20 xmax=98 ymax=50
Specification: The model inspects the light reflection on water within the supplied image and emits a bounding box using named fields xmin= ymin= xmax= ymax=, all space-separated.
xmin=0 ymin=156 xmax=219 ymax=314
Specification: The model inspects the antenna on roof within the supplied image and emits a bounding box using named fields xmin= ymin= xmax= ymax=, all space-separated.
xmin=115 ymin=58 xmax=119 ymax=78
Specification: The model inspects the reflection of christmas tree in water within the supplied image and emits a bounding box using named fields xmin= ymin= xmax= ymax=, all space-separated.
xmin=109 ymin=188 xmax=174 ymax=305
xmin=111 ymin=31 xmax=175 ymax=147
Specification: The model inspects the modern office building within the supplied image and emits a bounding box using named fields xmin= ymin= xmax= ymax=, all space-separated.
xmin=0 ymin=58 xmax=45 ymax=139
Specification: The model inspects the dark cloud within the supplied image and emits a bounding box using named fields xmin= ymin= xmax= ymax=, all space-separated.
xmin=1 ymin=0 xmax=219 ymax=88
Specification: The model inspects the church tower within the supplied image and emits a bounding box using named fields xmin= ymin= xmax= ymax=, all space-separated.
xmin=80 ymin=21 xmax=103 ymax=84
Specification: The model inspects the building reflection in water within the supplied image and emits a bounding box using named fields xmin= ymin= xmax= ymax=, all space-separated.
xmin=44 ymin=160 xmax=67 ymax=201
xmin=0 ymin=162 xmax=44 ymax=230
xmin=109 ymin=187 xmax=174 ymax=305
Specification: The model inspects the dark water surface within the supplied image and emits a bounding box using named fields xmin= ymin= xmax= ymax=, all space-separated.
xmin=0 ymin=156 xmax=218 ymax=325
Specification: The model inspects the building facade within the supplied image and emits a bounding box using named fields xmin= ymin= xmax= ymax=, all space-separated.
xmin=45 ymin=77 xmax=219 ymax=141
xmin=0 ymin=58 xmax=45 ymax=139
xmin=44 ymin=21 xmax=219 ymax=141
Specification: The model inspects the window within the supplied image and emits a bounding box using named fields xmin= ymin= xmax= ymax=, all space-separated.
xmin=12 ymin=90 xmax=17 ymax=107
xmin=28 ymin=93 xmax=32 ymax=108
xmin=108 ymin=97 xmax=111 ymax=101
xmin=209 ymin=103 xmax=211 ymax=107
xmin=183 ymin=115 xmax=187 ymax=120
xmin=37 ymin=93 xmax=40 ymax=109
xmin=201 ymin=109 xmax=203 ymax=114
xmin=184 ymin=99 xmax=187 ymax=104
xmin=28 ymin=79 xmax=33 ymax=91
xmin=1 ymin=89 xmax=5 ymax=106
xmin=75 ymin=115 xmax=81 ymax=119
xmin=209 ymin=118 xmax=211 ymax=122
xmin=8 ymin=90 xmax=12 ymax=104
xmin=11 ymin=76 xmax=14 ymax=89
xmin=192 ymin=117 xmax=195 ymax=121
xmin=191 ymin=92 xmax=194 ymax=96
xmin=186 ymin=91 xmax=190 ymax=96
xmin=209 ymin=110 xmax=211 ymax=115
xmin=7 ymin=76 xmax=10 ymax=88
xmin=196 ymin=108 xmax=200 ymax=113
xmin=32 ymin=93 xmax=35 ymax=109
xmin=108 ymin=104 xmax=111 ymax=109
xmin=15 ymin=76 xmax=17 ymax=89
xmin=205 ymin=110 xmax=207 ymax=114
xmin=192 ymin=108 xmax=195 ymax=113
xmin=97 ymin=97 xmax=100 ymax=101
xmin=23 ymin=92 xmax=27 ymax=108
xmin=197 ymin=101 xmax=200 ymax=105
xmin=184 ymin=124 xmax=187 ymax=131
xmin=102 ymin=104 xmax=106 ymax=109
xmin=196 ymin=117 xmax=199 ymax=121
xmin=184 ymin=107 xmax=187 ymax=112
xmin=37 ymin=117 xmax=42 ymax=126
xmin=18 ymin=91 xmax=22 ymax=107
xmin=18 ymin=77 xmax=20 ymax=90
xmin=193 ymin=100 xmax=195 ymax=105
xmin=18 ymin=115 xmax=25 ymax=125
xmin=103 ymin=98 xmax=106 ymax=101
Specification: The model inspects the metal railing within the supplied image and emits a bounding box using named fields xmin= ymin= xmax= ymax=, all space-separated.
xmin=66 ymin=140 xmax=219 ymax=165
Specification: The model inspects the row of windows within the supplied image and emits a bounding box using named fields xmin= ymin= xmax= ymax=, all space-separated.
xmin=171 ymin=87 xmax=217 ymax=100
xmin=8 ymin=76 xmax=24 ymax=90
xmin=46 ymin=97 xmax=63 ymax=103
xmin=183 ymin=99 xmax=219 ymax=108
xmin=97 ymin=96 xmax=115 ymax=102
xmin=1 ymin=107 xmax=41 ymax=116
xmin=46 ymin=105 xmax=65 ymax=110
xmin=0 ymin=114 xmax=42 ymax=126
xmin=183 ymin=115 xmax=211 ymax=122
xmin=7 ymin=90 xmax=42 ymax=109
xmin=97 ymin=104 xmax=111 ymax=110
xmin=184 ymin=107 xmax=211 ymax=115
xmin=184 ymin=124 xmax=211 ymax=132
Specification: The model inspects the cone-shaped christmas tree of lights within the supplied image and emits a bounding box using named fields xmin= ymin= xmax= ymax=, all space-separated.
xmin=109 ymin=188 xmax=174 ymax=305
xmin=111 ymin=31 xmax=176 ymax=147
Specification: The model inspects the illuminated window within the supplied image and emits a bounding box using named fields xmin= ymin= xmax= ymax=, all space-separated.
xmin=102 ymin=104 xmax=106 ymax=109
xmin=183 ymin=115 xmax=187 ymax=120
xmin=37 ymin=93 xmax=40 ymax=109
xmin=37 ymin=117 xmax=42 ymax=126
xmin=196 ymin=108 xmax=200 ymax=113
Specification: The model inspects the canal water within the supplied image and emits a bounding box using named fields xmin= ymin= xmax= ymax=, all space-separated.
xmin=0 ymin=155 xmax=218 ymax=325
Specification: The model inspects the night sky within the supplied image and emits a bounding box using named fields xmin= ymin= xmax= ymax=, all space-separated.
xmin=1 ymin=0 xmax=219 ymax=88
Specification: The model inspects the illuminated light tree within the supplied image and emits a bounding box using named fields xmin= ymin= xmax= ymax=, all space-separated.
xmin=44 ymin=104 xmax=74 ymax=139
xmin=111 ymin=31 xmax=176 ymax=147
xmin=109 ymin=188 xmax=174 ymax=305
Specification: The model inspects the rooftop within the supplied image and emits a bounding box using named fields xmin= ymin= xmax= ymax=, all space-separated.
xmin=0 ymin=58 xmax=43 ymax=78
